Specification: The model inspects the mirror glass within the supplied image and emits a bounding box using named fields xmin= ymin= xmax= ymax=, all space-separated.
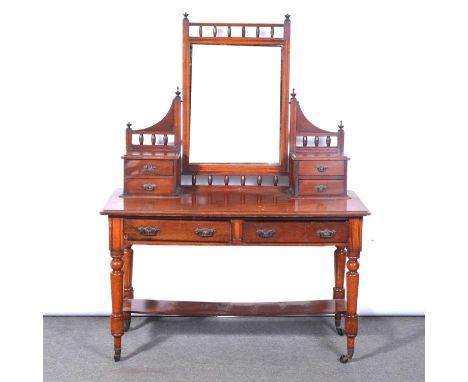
xmin=189 ymin=45 xmax=282 ymax=164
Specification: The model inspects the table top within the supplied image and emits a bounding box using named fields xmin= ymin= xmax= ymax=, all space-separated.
xmin=101 ymin=189 xmax=370 ymax=218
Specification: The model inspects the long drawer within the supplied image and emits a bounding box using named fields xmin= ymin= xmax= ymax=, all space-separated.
xmin=125 ymin=177 xmax=176 ymax=195
xmin=298 ymin=179 xmax=345 ymax=196
xmin=298 ymin=160 xmax=345 ymax=176
xmin=124 ymin=159 xmax=174 ymax=177
xmin=242 ymin=221 xmax=348 ymax=243
xmin=125 ymin=219 xmax=231 ymax=242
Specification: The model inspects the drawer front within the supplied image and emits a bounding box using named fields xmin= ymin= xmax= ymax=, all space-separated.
xmin=125 ymin=177 xmax=176 ymax=195
xmin=298 ymin=179 xmax=345 ymax=196
xmin=125 ymin=159 xmax=173 ymax=177
xmin=298 ymin=161 xmax=345 ymax=176
xmin=243 ymin=221 xmax=348 ymax=243
xmin=125 ymin=219 xmax=231 ymax=242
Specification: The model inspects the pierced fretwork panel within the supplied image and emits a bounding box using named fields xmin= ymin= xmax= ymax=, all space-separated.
xmin=181 ymin=175 xmax=289 ymax=187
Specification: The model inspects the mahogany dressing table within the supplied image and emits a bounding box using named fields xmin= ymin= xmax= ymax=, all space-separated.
xmin=101 ymin=14 xmax=370 ymax=363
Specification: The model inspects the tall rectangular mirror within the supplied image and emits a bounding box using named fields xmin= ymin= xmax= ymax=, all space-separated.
xmin=189 ymin=45 xmax=282 ymax=164
xmin=182 ymin=17 xmax=290 ymax=175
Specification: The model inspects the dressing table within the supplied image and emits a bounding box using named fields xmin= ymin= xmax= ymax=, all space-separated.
xmin=101 ymin=14 xmax=370 ymax=363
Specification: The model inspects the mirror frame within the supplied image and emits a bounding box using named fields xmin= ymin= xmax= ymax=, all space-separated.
xmin=182 ymin=15 xmax=291 ymax=175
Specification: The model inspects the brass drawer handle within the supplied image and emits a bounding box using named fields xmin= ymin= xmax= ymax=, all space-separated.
xmin=194 ymin=228 xmax=216 ymax=237
xmin=316 ymin=165 xmax=329 ymax=172
xmin=142 ymin=164 xmax=157 ymax=172
xmin=314 ymin=184 xmax=328 ymax=192
xmin=137 ymin=226 xmax=160 ymax=236
xmin=256 ymin=228 xmax=277 ymax=238
xmin=142 ymin=183 xmax=157 ymax=191
xmin=316 ymin=229 xmax=337 ymax=239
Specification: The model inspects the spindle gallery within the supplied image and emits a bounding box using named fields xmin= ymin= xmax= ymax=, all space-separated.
xmin=101 ymin=13 xmax=370 ymax=363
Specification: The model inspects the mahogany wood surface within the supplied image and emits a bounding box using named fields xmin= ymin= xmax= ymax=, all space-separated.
xmin=123 ymin=299 xmax=346 ymax=316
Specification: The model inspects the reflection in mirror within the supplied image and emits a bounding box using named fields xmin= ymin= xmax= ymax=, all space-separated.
xmin=189 ymin=45 xmax=282 ymax=164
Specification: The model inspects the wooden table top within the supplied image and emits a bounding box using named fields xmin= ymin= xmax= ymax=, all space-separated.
xmin=101 ymin=189 xmax=370 ymax=218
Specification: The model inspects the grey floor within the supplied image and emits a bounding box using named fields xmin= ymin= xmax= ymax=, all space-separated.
xmin=44 ymin=316 xmax=424 ymax=382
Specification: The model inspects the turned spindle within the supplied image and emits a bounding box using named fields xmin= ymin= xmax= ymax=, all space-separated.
xmin=192 ymin=175 xmax=197 ymax=186
xmin=256 ymin=26 xmax=260 ymax=38
xmin=303 ymin=136 xmax=308 ymax=147
xmin=151 ymin=134 xmax=156 ymax=145
xmin=224 ymin=175 xmax=229 ymax=186
xmin=241 ymin=175 xmax=246 ymax=186
xmin=326 ymin=135 xmax=331 ymax=147
xmin=242 ymin=26 xmax=245 ymax=37
xmin=270 ymin=26 xmax=274 ymax=38
xmin=139 ymin=134 xmax=144 ymax=145
xmin=199 ymin=26 xmax=203 ymax=37
xmin=208 ymin=175 xmax=213 ymax=185
xmin=314 ymin=136 xmax=319 ymax=147
xmin=227 ymin=26 xmax=231 ymax=37
xmin=257 ymin=176 xmax=262 ymax=186
xmin=273 ymin=176 xmax=279 ymax=186
xmin=213 ymin=26 xmax=217 ymax=37
xmin=163 ymin=134 xmax=168 ymax=145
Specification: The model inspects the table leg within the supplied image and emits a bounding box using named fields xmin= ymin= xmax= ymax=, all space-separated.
xmin=333 ymin=245 xmax=346 ymax=335
xmin=109 ymin=217 xmax=124 ymax=362
xmin=340 ymin=217 xmax=362 ymax=364
xmin=123 ymin=244 xmax=134 ymax=332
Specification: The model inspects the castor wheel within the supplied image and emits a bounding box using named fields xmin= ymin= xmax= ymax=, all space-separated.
xmin=339 ymin=349 xmax=354 ymax=364
xmin=114 ymin=349 xmax=121 ymax=362
xmin=124 ymin=319 xmax=131 ymax=332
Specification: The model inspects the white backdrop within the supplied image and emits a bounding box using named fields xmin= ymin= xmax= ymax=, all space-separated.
xmin=4 ymin=1 xmax=468 ymax=322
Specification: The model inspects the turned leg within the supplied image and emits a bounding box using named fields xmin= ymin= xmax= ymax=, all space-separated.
xmin=340 ymin=217 xmax=362 ymax=364
xmin=109 ymin=217 xmax=125 ymax=362
xmin=333 ymin=245 xmax=346 ymax=336
xmin=123 ymin=245 xmax=134 ymax=332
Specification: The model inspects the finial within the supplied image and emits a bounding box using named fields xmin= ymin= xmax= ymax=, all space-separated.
xmin=291 ymin=88 xmax=296 ymax=98
xmin=183 ymin=12 xmax=189 ymax=19
xmin=338 ymin=120 xmax=344 ymax=129
xmin=175 ymin=86 xmax=181 ymax=96
xmin=285 ymin=14 xmax=291 ymax=21
xmin=126 ymin=122 xmax=132 ymax=129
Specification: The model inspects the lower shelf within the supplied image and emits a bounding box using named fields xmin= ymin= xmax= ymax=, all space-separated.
xmin=123 ymin=298 xmax=346 ymax=316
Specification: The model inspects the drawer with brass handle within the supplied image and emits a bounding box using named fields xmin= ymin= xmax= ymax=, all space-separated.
xmin=243 ymin=221 xmax=348 ymax=243
xmin=298 ymin=180 xmax=345 ymax=196
xmin=297 ymin=160 xmax=345 ymax=176
xmin=124 ymin=159 xmax=173 ymax=177
xmin=124 ymin=219 xmax=231 ymax=242
xmin=125 ymin=177 xmax=176 ymax=195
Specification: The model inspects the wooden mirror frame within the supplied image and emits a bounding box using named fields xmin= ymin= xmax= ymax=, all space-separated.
xmin=182 ymin=14 xmax=291 ymax=175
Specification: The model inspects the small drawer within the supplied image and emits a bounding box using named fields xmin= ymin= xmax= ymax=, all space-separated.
xmin=298 ymin=179 xmax=345 ymax=196
xmin=125 ymin=177 xmax=176 ymax=195
xmin=125 ymin=219 xmax=231 ymax=242
xmin=242 ymin=221 xmax=348 ymax=243
xmin=298 ymin=161 xmax=345 ymax=176
xmin=125 ymin=159 xmax=173 ymax=177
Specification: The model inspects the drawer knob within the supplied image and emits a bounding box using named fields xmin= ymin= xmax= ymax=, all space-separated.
xmin=314 ymin=184 xmax=328 ymax=192
xmin=142 ymin=164 xmax=157 ymax=172
xmin=316 ymin=229 xmax=337 ymax=239
xmin=316 ymin=165 xmax=329 ymax=172
xmin=137 ymin=226 xmax=160 ymax=236
xmin=256 ymin=228 xmax=277 ymax=238
xmin=194 ymin=228 xmax=216 ymax=237
xmin=142 ymin=183 xmax=157 ymax=191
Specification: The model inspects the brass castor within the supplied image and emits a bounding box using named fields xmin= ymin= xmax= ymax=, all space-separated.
xmin=114 ymin=349 xmax=121 ymax=362
xmin=124 ymin=319 xmax=131 ymax=332
xmin=339 ymin=349 xmax=354 ymax=364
